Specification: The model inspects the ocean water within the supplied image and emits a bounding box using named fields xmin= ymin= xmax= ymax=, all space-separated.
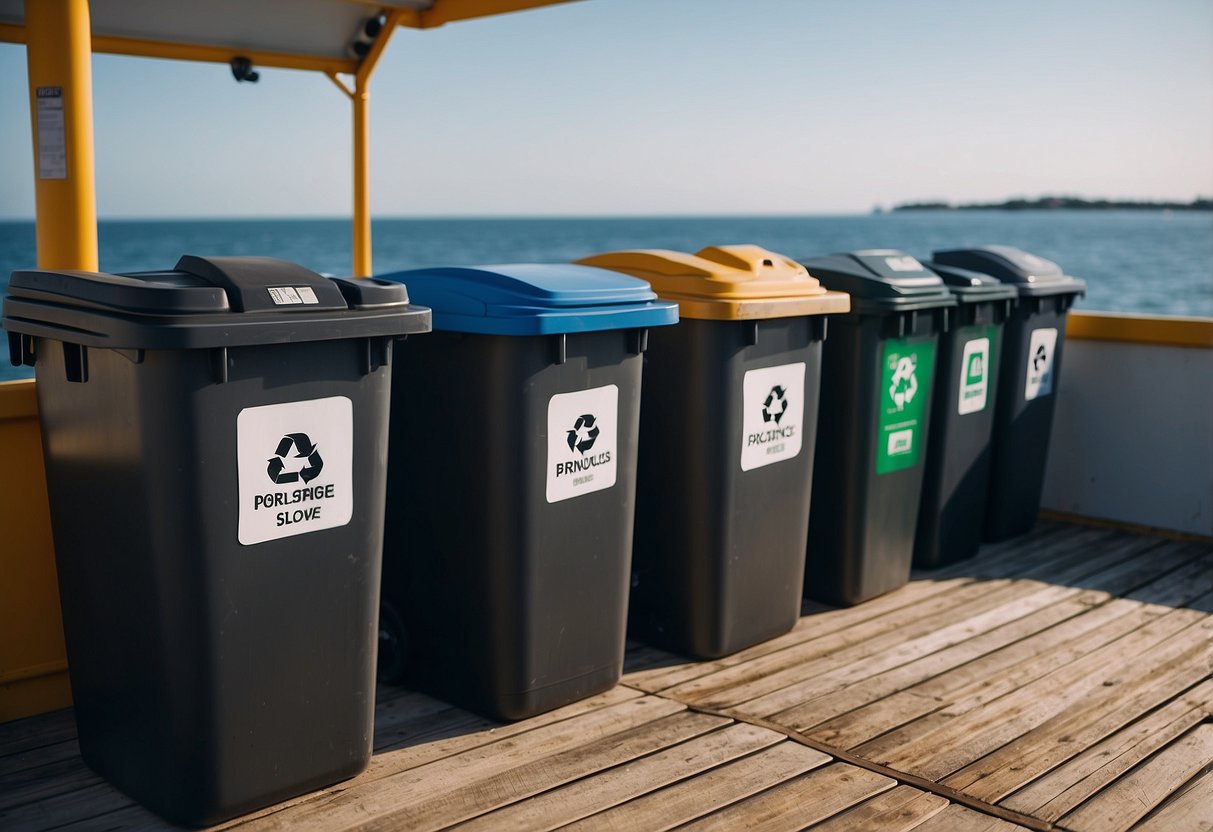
xmin=2 ymin=211 xmax=1210 ymax=381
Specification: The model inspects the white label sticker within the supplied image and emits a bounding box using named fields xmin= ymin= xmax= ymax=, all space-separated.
xmin=888 ymin=428 xmax=914 ymax=456
xmin=237 ymin=396 xmax=353 ymax=544
xmin=267 ymin=286 xmax=318 ymax=305
xmin=958 ymin=337 xmax=991 ymax=415
xmin=35 ymin=87 xmax=67 ymax=180
xmin=1025 ymin=328 xmax=1058 ymax=401
xmin=741 ymin=362 xmax=806 ymax=472
xmin=885 ymin=255 xmax=924 ymax=272
xmin=546 ymin=385 xmax=618 ymax=503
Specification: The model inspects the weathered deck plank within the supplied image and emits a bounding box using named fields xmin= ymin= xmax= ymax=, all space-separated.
xmin=1133 ymin=770 xmax=1213 ymax=832
xmin=452 ymin=722 xmax=781 ymax=832
xmin=0 ymin=523 xmax=1208 ymax=831
xmin=557 ymin=741 xmax=829 ymax=831
xmin=1059 ymin=724 xmax=1213 ymax=832
xmin=1000 ymin=680 xmax=1213 ymax=820
xmin=675 ymin=763 xmax=897 ymax=832
xmin=804 ymin=785 xmax=951 ymax=832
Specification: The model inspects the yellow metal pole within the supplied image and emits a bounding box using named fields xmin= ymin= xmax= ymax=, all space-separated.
xmin=24 ymin=0 xmax=99 ymax=271
xmin=352 ymin=75 xmax=371 ymax=277
xmin=348 ymin=10 xmax=403 ymax=277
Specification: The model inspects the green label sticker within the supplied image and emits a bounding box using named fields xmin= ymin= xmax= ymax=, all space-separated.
xmin=958 ymin=325 xmax=997 ymax=416
xmin=876 ymin=337 xmax=935 ymax=475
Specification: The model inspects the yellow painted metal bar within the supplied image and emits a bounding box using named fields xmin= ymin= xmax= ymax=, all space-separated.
xmin=24 ymin=0 xmax=98 ymax=271
xmin=325 ymin=71 xmax=355 ymax=100
xmin=352 ymin=76 xmax=372 ymax=277
xmin=0 ymin=379 xmax=70 ymax=723
xmin=1067 ymin=311 xmax=1213 ymax=349
xmin=348 ymin=9 xmax=405 ymax=277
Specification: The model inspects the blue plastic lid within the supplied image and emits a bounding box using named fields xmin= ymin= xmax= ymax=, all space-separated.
xmin=375 ymin=263 xmax=679 ymax=336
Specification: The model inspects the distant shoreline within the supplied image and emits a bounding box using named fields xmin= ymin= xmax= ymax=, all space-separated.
xmin=892 ymin=196 xmax=1212 ymax=212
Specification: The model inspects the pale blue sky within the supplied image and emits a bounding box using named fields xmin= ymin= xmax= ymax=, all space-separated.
xmin=1 ymin=0 xmax=1211 ymax=218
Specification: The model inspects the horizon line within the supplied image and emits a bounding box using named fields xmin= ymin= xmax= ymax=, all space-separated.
xmin=3 ymin=207 xmax=1211 ymax=223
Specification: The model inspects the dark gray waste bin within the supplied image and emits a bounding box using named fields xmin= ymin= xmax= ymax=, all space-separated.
xmin=374 ymin=264 xmax=678 ymax=721
xmin=579 ymin=245 xmax=849 ymax=659
xmin=931 ymin=246 xmax=1085 ymax=541
xmin=913 ymin=263 xmax=1018 ymax=568
xmin=2 ymin=256 xmax=430 ymax=827
xmin=798 ymin=251 xmax=955 ymax=605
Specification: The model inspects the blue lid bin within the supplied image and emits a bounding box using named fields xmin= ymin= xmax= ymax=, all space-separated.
xmin=373 ymin=263 xmax=677 ymax=720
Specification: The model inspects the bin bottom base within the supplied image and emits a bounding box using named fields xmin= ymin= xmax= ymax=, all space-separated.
xmin=804 ymin=579 xmax=909 ymax=608
xmin=912 ymin=541 xmax=981 ymax=570
xmin=79 ymin=745 xmax=370 ymax=829
xmin=630 ymin=612 xmax=800 ymax=661
xmin=983 ymin=516 xmax=1039 ymax=543
xmin=410 ymin=662 xmax=624 ymax=723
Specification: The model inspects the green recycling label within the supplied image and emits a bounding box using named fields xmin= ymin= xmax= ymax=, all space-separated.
xmin=876 ymin=337 xmax=935 ymax=475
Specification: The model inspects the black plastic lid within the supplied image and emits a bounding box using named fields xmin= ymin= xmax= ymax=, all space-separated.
xmin=931 ymin=246 xmax=1085 ymax=298
xmin=797 ymin=250 xmax=957 ymax=314
xmin=925 ymin=262 xmax=1019 ymax=305
xmin=2 ymin=256 xmax=432 ymax=350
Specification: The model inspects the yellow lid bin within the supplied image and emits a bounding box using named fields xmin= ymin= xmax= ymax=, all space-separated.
xmin=578 ymin=244 xmax=850 ymax=320
xmin=576 ymin=245 xmax=850 ymax=660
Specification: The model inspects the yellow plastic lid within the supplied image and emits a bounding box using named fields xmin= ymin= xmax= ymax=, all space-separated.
xmin=576 ymin=245 xmax=851 ymax=321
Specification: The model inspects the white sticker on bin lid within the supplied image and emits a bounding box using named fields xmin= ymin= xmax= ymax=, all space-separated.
xmin=885 ymin=255 xmax=925 ymax=272
xmin=267 ymin=286 xmax=321 ymax=305
xmin=237 ymin=396 xmax=353 ymax=545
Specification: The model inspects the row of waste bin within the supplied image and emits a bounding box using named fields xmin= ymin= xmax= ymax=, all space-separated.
xmin=2 ymin=244 xmax=1083 ymax=826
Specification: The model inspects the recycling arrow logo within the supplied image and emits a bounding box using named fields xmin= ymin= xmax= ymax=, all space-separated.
xmin=566 ymin=414 xmax=600 ymax=455
xmin=762 ymin=385 xmax=789 ymax=424
xmin=267 ymin=433 xmax=324 ymax=484
xmin=1033 ymin=343 xmax=1048 ymax=372
xmin=890 ymin=356 xmax=918 ymax=410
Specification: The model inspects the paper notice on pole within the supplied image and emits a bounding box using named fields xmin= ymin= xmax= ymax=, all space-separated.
xmin=36 ymin=87 xmax=67 ymax=180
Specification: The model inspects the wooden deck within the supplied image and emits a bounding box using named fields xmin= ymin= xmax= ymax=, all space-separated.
xmin=2 ymin=521 xmax=1211 ymax=831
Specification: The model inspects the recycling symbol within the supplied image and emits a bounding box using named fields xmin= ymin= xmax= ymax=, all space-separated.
xmin=762 ymin=386 xmax=789 ymax=425
xmin=1033 ymin=343 xmax=1048 ymax=372
xmin=566 ymin=414 xmax=600 ymax=455
xmin=889 ymin=356 xmax=918 ymax=410
xmin=266 ymin=433 xmax=324 ymax=484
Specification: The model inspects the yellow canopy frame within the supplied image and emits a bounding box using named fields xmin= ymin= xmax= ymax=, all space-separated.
xmin=1 ymin=0 xmax=580 ymax=276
